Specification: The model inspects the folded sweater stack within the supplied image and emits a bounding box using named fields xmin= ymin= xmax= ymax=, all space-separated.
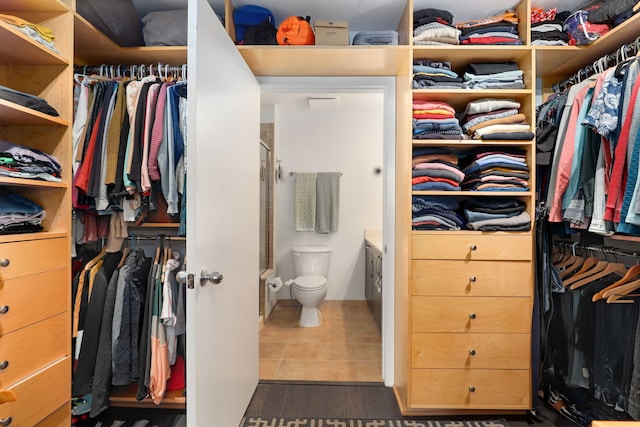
xmin=413 ymin=100 xmax=464 ymax=140
xmin=413 ymin=8 xmax=460 ymax=45
xmin=459 ymin=98 xmax=533 ymax=140
xmin=456 ymin=9 xmax=523 ymax=45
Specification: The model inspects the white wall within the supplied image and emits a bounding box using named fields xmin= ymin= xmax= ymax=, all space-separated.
xmin=273 ymin=94 xmax=384 ymax=300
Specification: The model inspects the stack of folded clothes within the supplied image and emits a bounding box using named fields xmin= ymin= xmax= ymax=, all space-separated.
xmin=456 ymin=9 xmax=523 ymax=45
xmin=413 ymin=59 xmax=464 ymax=89
xmin=462 ymin=62 xmax=525 ymax=90
xmin=412 ymin=195 xmax=464 ymax=230
xmin=413 ymin=100 xmax=463 ymax=140
xmin=0 ymin=140 xmax=62 ymax=182
xmin=462 ymin=198 xmax=531 ymax=231
xmin=412 ymin=147 xmax=464 ymax=192
xmin=459 ymin=98 xmax=533 ymax=140
xmin=530 ymin=7 xmax=571 ymax=46
xmin=460 ymin=148 xmax=530 ymax=192
xmin=413 ymin=8 xmax=461 ymax=45
xmin=0 ymin=187 xmax=46 ymax=234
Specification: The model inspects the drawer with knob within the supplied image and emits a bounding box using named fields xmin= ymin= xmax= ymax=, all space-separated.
xmin=412 ymin=260 xmax=531 ymax=297
xmin=412 ymin=296 xmax=531 ymax=333
xmin=0 ymin=313 xmax=68 ymax=388
xmin=0 ymin=357 xmax=69 ymax=426
xmin=0 ymin=238 xmax=67 ymax=282
xmin=0 ymin=268 xmax=67 ymax=335
xmin=412 ymin=234 xmax=531 ymax=261
xmin=410 ymin=368 xmax=530 ymax=408
xmin=412 ymin=333 xmax=530 ymax=369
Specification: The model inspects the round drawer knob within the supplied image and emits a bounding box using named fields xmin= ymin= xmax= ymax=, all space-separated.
xmin=469 ymin=386 xmax=476 ymax=393
xmin=469 ymin=276 xmax=477 ymax=282
xmin=469 ymin=245 xmax=477 ymax=251
xmin=0 ymin=259 xmax=9 ymax=268
xmin=469 ymin=313 xmax=476 ymax=319
xmin=469 ymin=349 xmax=476 ymax=356
xmin=0 ymin=361 xmax=8 ymax=370
xmin=0 ymin=306 xmax=8 ymax=315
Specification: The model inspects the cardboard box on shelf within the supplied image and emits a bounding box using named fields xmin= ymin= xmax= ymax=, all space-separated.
xmin=314 ymin=20 xmax=349 ymax=45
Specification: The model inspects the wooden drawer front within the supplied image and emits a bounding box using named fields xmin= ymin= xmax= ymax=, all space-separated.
xmin=0 ymin=238 xmax=67 ymax=281
xmin=34 ymin=403 xmax=71 ymax=427
xmin=412 ymin=333 xmax=530 ymax=369
xmin=411 ymin=368 xmax=530 ymax=409
xmin=0 ymin=314 xmax=68 ymax=388
xmin=412 ymin=260 xmax=531 ymax=297
xmin=0 ymin=357 xmax=70 ymax=427
xmin=412 ymin=297 xmax=531 ymax=333
xmin=0 ymin=268 xmax=68 ymax=335
xmin=412 ymin=235 xmax=531 ymax=261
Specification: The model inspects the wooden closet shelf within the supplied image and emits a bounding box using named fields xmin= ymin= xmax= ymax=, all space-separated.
xmin=0 ymin=21 xmax=68 ymax=65
xmin=0 ymin=231 xmax=67 ymax=244
xmin=412 ymin=140 xmax=534 ymax=146
xmin=0 ymin=100 xmax=69 ymax=127
xmin=109 ymin=387 xmax=186 ymax=410
xmin=0 ymin=176 xmax=67 ymax=189
xmin=412 ymin=191 xmax=532 ymax=197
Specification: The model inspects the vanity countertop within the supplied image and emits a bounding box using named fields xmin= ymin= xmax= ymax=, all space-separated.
xmin=364 ymin=229 xmax=382 ymax=253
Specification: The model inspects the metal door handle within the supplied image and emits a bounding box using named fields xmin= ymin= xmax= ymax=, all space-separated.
xmin=201 ymin=270 xmax=223 ymax=286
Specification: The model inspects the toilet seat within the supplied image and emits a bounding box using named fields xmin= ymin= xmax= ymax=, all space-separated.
xmin=293 ymin=275 xmax=327 ymax=290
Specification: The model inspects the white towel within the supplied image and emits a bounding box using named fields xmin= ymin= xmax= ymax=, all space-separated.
xmin=294 ymin=172 xmax=316 ymax=231
xmin=315 ymin=172 xmax=340 ymax=233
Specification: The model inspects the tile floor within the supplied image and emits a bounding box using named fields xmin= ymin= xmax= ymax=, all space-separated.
xmin=259 ymin=300 xmax=382 ymax=382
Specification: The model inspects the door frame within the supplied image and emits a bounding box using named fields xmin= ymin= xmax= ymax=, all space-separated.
xmin=258 ymin=76 xmax=396 ymax=386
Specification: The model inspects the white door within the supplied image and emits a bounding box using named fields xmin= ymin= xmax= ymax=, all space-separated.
xmin=186 ymin=0 xmax=260 ymax=425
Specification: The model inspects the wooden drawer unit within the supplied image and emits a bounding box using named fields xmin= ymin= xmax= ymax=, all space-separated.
xmin=34 ymin=403 xmax=71 ymax=427
xmin=410 ymin=368 xmax=530 ymax=409
xmin=0 ymin=268 xmax=68 ymax=335
xmin=412 ymin=296 xmax=531 ymax=333
xmin=412 ymin=260 xmax=532 ymax=297
xmin=0 ymin=313 xmax=68 ymax=388
xmin=412 ymin=234 xmax=532 ymax=261
xmin=412 ymin=333 xmax=530 ymax=369
xmin=0 ymin=357 xmax=70 ymax=426
xmin=0 ymin=238 xmax=68 ymax=281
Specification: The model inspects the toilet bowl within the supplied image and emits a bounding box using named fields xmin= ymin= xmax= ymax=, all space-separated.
xmin=289 ymin=245 xmax=332 ymax=327
xmin=292 ymin=275 xmax=327 ymax=327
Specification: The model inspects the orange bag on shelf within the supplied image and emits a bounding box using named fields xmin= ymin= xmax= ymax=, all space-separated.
xmin=276 ymin=16 xmax=315 ymax=45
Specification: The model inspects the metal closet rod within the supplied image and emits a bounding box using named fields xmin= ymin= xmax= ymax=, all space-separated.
xmin=128 ymin=234 xmax=186 ymax=242
xmin=552 ymin=35 xmax=640 ymax=93
xmin=73 ymin=63 xmax=188 ymax=80
xmin=554 ymin=240 xmax=640 ymax=259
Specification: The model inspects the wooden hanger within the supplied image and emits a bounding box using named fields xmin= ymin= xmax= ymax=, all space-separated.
xmin=571 ymin=255 xmax=599 ymax=277
xmin=569 ymin=262 xmax=627 ymax=290
xmin=593 ymin=264 xmax=640 ymax=301
xmin=562 ymin=259 xmax=609 ymax=287
xmin=603 ymin=276 xmax=640 ymax=303
xmin=559 ymin=256 xmax=585 ymax=280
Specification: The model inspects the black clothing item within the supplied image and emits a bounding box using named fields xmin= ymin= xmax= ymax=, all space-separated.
xmin=87 ymin=81 xmax=117 ymax=198
xmin=480 ymin=131 xmax=535 ymax=140
xmin=413 ymin=8 xmax=454 ymax=26
xmin=466 ymin=62 xmax=520 ymax=75
xmin=0 ymin=85 xmax=59 ymax=116
xmin=72 ymin=251 xmax=121 ymax=397
xmin=588 ymin=0 xmax=637 ymax=23
xmin=137 ymin=262 xmax=158 ymax=400
xmin=90 ymin=267 xmax=119 ymax=417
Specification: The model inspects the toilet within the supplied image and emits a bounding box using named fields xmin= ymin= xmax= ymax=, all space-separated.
xmin=287 ymin=245 xmax=332 ymax=327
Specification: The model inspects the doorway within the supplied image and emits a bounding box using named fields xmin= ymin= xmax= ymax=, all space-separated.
xmin=257 ymin=76 xmax=396 ymax=386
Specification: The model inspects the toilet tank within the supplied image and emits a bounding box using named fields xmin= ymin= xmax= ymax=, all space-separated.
xmin=291 ymin=245 xmax=332 ymax=276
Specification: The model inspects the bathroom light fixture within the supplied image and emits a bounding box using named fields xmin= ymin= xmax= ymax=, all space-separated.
xmin=307 ymin=97 xmax=341 ymax=110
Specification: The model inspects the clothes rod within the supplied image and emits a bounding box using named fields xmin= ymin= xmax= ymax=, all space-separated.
xmin=552 ymin=35 xmax=640 ymax=93
xmin=554 ymin=240 xmax=640 ymax=259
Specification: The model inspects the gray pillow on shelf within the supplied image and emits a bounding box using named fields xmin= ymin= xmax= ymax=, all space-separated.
xmin=141 ymin=9 xmax=188 ymax=46
xmin=76 ymin=0 xmax=144 ymax=47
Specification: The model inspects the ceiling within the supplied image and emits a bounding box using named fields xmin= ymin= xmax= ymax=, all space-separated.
xmin=132 ymin=0 xmax=597 ymax=29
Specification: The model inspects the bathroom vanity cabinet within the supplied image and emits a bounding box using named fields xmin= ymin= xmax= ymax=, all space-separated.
xmin=365 ymin=230 xmax=383 ymax=332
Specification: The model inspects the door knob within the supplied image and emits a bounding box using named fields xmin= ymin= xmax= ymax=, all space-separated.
xmin=200 ymin=270 xmax=223 ymax=286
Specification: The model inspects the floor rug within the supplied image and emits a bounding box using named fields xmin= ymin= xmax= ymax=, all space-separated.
xmin=240 ymin=418 xmax=510 ymax=427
